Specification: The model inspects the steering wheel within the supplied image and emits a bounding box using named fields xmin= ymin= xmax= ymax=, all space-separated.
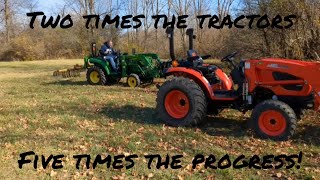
xmin=221 ymin=51 xmax=238 ymax=63
xmin=221 ymin=51 xmax=238 ymax=68
xmin=114 ymin=50 xmax=121 ymax=59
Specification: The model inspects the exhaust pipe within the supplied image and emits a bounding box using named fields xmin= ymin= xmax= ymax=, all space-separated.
xmin=166 ymin=28 xmax=176 ymax=61
xmin=186 ymin=28 xmax=196 ymax=50
xmin=91 ymin=42 xmax=97 ymax=57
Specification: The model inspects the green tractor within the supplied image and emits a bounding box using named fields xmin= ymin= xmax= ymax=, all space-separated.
xmin=84 ymin=43 xmax=167 ymax=87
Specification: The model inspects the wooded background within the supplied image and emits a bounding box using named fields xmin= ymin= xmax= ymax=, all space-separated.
xmin=0 ymin=0 xmax=319 ymax=61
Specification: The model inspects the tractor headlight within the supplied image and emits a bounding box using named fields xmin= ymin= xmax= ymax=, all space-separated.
xmin=245 ymin=62 xmax=251 ymax=69
xmin=172 ymin=60 xmax=179 ymax=67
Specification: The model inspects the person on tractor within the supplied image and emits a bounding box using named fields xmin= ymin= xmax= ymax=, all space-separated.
xmin=100 ymin=40 xmax=118 ymax=72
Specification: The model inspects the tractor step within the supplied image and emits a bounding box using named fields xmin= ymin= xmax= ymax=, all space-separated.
xmin=214 ymin=90 xmax=239 ymax=99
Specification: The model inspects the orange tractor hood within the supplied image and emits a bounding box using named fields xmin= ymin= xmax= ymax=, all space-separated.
xmin=246 ymin=58 xmax=320 ymax=111
xmin=260 ymin=58 xmax=320 ymax=67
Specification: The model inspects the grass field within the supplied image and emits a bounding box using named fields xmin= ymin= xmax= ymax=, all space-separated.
xmin=0 ymin=59 xmax=319 ymax=179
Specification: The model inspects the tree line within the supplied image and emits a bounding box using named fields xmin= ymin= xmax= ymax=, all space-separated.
xmin=0 ymin=0 xmax=319 ymax=61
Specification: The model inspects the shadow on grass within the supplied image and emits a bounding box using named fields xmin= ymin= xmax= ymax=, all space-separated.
xmin=100 ymin=104 xmax=160 ymax=125
xmin=100 ymin=104 xmax=320 ymax=145
xmin=46 ymin=80 xmax=88 ymax=86
xmin=199 ymin=116 xmax=249 ymax=138
xmin=46 ymin=79 xmax=158 ymax=89
xmin=293 ymin=124 xmax=320 ymax=145
xmin=103 ymin=81 xmax=158 ymax=89
xmin=100 ymin=104 xmax=249 ymax=138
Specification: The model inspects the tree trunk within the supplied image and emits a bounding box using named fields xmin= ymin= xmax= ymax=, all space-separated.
xmin=134 ymin=0 xmax=139 ymax=45
xmin=155 ymin=0 xmax=159 ymax=44
xmin=89 ymin=0 xmax=95 ymax=40
xmin=4 ymin=0 xmax=10 ymax=42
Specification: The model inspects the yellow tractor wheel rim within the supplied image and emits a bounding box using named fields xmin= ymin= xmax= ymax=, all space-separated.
xmin=90 ymin=71 xmax=100 ymax=84
xmin=128 ymin=77 xmax=137 ymax=87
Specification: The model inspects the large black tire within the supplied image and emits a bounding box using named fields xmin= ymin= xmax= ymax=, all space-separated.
xmin=86 ymin=66 xmax=107 ymax=85
xmin=250 ymin=100 xmax=297 ymax=141
xmin=156 ymin=77 xmax=207 ymax=127
xmin=294 ymin=108 xmax=305 ymax=122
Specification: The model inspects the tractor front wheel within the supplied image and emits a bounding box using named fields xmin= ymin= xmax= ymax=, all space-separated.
xmin=86 ymin=66 xmax=107 ymax=85
xmin=156 ymin=77 xmax=207 ymax=127
xmin=127 ymin=74 xmax=141 ymax=88
xmin=250 ymin=100 xmax=297 ymax=141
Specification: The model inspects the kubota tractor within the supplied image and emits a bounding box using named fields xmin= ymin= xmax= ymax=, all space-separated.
xmin=156 ymin=28 xmax=320 ymax=141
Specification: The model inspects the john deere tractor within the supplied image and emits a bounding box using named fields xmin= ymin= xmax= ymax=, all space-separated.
xmin=84 ymin=43 xmax=169 ymax=87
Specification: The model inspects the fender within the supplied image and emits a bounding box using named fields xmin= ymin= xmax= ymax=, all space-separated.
xmin=165 ymin=67 xmax=215 ymax=99
xmin=87 ymin=57 xmax=111 ymax=75
xmin=215 ymin=68 xmax=233 ymax=91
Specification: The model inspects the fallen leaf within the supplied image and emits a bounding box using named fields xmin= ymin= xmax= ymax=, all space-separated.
xmin=178 ymin=175 xmax=184 ymax=180
xmin=148 ymin=173 xmax=154 ymax=178
xmin=276 ymin=173 xmax=282 ymax=178
xmin=50 ymin=170 xmax=57 ymax=177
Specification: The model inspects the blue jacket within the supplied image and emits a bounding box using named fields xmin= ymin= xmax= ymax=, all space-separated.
xmin=100 ymin=44 xmax=116 ymax=56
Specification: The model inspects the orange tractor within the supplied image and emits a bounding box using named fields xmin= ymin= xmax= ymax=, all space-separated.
xmin=156 ymin=28 xmax=320 ymax=141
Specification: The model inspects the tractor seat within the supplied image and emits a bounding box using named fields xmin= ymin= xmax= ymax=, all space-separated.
xmin=196 ymin=65 xmax=217 ymax=75
xmin=97 ymin=56 xmax=104 ymax=60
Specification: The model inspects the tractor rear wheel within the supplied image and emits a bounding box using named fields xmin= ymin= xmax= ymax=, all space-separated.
xmin=156 ymin=77 xmax=207 ymax=127
xmin=86 ymin=66 xmax=107 ymax=85
xmin=250 ymin=100 xmax=297 ymax=141
xmin=127 ymin=74 xmax=141 ymax=87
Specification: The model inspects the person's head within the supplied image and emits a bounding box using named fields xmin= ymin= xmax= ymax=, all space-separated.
xmin=105 ymin=40 xmax=113 ymax=48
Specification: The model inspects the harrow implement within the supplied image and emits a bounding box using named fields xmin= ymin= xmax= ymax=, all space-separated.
xmin=53 ymin=64 xmax=85 ymax=78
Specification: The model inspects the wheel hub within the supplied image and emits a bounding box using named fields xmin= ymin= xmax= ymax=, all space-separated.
xmin=164 ymin=90 xmax=190 ymax=119
xmin=180 ymin=99 xmax=186 ymax=106
xmin=270 ymin=119 xmax=277 ymax=125
xmin=90 ymin=71 xmax=100 ymax=83
xmin=258 ymin=110 xmax=287 ymax=137
xmin=128 ymin=77 xmax=137 ymax=87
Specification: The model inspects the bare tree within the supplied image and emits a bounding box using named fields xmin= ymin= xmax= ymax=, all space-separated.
xmin=170 ymin=0 xmax=193 ymax=52
xmin=217 ymin=0 xmax=234 ymax=22
xmin=4 ymin=0 xmax=10 ymax=42
xmin=192 ymin=0 xmax=210 ymax=49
